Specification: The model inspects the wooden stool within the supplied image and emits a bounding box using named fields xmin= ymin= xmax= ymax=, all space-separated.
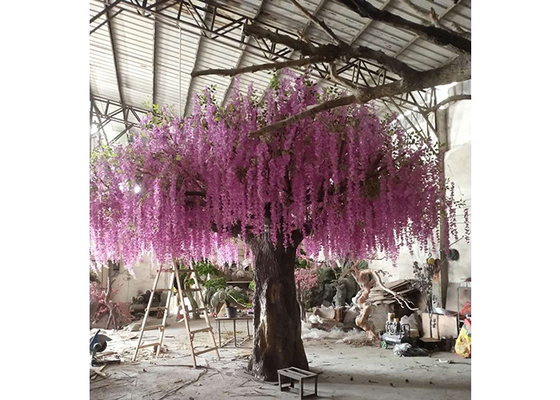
xmin=278 ymin=366 xmax=318 ymax=398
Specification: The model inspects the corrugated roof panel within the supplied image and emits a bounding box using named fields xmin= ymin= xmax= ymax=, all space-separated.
xmin=363 ymin=21 xmax=418 ymax=48
xmin=317 ymin=0 xmax=371 ymax=42
xmin=112 ymin=9 xmax=154 ymax=108
xmin=155 ymin=23 xmax=198 ymax=113
xmin=384 ymin=3 xmax=436 ymax=26
xmin=452 ymin=0 xmax=471 ymax=19
xmin=202 ymin=0 xmax=264 ymax=19
xmin=155 ymin=66 xmax=184 ymax=110
xmin=91 ymin=0 xmax=470 ymax=134
xmin=259 ymin=0 xmax=314 ymax=34
xmin=90 ymin=3 xmax=119 ymax=101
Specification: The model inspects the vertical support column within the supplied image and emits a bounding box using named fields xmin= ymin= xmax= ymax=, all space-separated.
xmin=435 ymin=107 xmax=449 ymax=309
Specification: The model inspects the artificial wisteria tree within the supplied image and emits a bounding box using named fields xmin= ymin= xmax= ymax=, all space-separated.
xmin=90 ymin=72 xmax=461 ymax=380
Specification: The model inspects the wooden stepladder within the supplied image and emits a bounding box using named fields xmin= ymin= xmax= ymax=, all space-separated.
xmin=132 ymin=262 xmax=220 ymax=367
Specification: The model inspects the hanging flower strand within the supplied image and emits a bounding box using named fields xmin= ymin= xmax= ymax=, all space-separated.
xmin=90 ymin=73 xmax=464 ymax=269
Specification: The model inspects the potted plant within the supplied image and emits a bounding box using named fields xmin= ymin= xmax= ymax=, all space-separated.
xmin=225 ymin=295 xmax=237 ymax=318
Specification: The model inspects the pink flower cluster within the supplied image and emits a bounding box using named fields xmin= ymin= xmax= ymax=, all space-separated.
xmin=295 ymin=268 xmax=319 ymax=292
xmin=90 ymin=73 xmax=454 ymax=270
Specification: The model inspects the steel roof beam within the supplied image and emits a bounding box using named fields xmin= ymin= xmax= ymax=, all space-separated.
xmin=90 ymin=8 xmax=124 ymax=35
xmin=390 ymin=0 xmax=465 ymax=61
xmin=182 ymin=2 xmax=215 ymax=117
xmin=152 ymin=1 xmax=161 ymax=106
xmin=96 ymin=0 xmax=400 ymax=87
xmin=90 ymin=0 xmax=123 ymax=24
xmin=90 ymin=96 xmax=150 ymax=134
xmin=220 ymin=0 xmax=267 ymax=107
xmin=105 ymin=0 xmax=131 ymax=141
xmin=92 ymin=0 xmax=432 ymax=119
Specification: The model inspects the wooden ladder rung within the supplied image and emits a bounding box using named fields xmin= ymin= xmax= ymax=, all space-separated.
xmin=138 ymin=342 xmax=161 ymax=349
xmin=194 ymin=346 xmax=218 ymax=356
xmin=143 ymin=324 xmax=165 ymax=331
xmin=190 ymin=327 xmax=212 ymax=335
xmin=134 ymin=263 xmax=219 ymax=365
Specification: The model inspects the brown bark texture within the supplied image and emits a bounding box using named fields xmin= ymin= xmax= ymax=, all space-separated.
xmin=247 ymin=232 xmax=309 ymax=381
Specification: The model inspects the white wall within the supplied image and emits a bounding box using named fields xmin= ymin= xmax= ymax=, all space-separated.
xmin=96 ymin=254 xmax=174 ymax=304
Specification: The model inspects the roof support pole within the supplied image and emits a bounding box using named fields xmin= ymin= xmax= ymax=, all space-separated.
xmin=106 ymin=0 xmax=130 ymax=141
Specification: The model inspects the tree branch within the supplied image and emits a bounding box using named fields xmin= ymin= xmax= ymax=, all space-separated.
xmin=422 ymin=94 xmax=471 ymax=114
xmin=371 ymin=270 xmax=418 ymax=311
xmin=248 ymin=94 xmax=358 ymax=141
xmin=191 ymin=55 xmax=335 ymax=78
xmin=329 ymin=62 xmax=359 ymax=91
xmin=244 ymin=24 xmax=418 ymax=79
xmin=353 ymin=46 xmax=418 ymax=79
xmin=289 ymin=0 xmax=342 ymax=45
xmin=402 ymin=0 xmax=471 ymax=40
xmin=335 ymin=0 xmax=470 ymax=53
xmin=248 ymin=55 xmax=471 ymax=140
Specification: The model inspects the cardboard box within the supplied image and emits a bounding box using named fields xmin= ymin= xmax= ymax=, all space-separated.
xmin=421 ymin=313 xmax=458 ymax=339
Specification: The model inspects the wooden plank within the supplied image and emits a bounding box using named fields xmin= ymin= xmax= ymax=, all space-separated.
xmin=194 ymin=346 xmax=218 ymax=356
xmin=278 ymin=370 xmax=305 ymax=380
xmin=143 ymin=324 xmax=165 ymax=331
xmin=190 ymin=327 xmax=212 ymax=335
xmin=287 ymin=366 xmax=316 ymax=377
xmin=138 ymin=342 xmax=160 ymax=349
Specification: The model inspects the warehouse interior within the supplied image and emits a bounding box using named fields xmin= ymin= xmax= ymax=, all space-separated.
xmin=2 ymin=1 xmax=559 ymax=400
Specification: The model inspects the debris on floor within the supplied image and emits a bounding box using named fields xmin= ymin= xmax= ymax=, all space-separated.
xmin=393 ymin=343 xmax=430 ymax=357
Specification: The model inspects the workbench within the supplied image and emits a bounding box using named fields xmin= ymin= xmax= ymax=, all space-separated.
xmin=215 ymin=315 xmax=253 ymax=347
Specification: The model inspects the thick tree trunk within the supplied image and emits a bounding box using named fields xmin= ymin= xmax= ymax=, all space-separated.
xmin=247 ymin=232 xmax=309 ymax=381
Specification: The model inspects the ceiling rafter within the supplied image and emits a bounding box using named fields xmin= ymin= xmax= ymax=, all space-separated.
xmin=90 ymin=0 xmax=123 ymax=24
xmin=152 ymin=1 xmax=161 ymax=106
xmin=220 ymin=0 xmax=267 ymax=107
xmin=90 ymin=0 xmax=469 ymax=140
xmin=89 ymin=95 xmax=150 ymax=139
xmin=105 ymin=0 xmax=132 ymax=141
xmin=347 ymin=0 xmax=463 ymax=124
xmin=94 ymin=0 xmax=418 ymax=102
xmin=391 ymin=0 xmax=466 ymax=61
xmin=183 ymin=2 xmax=216 ymax=117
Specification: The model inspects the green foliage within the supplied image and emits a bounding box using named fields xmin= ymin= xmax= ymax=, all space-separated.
xmin=210 ymin=286 xmax=251 ymax=310
xmin=192 ymin=259 xmax=220 ymax=277
xmin=267 ymin=70 xmax=281 ymax=91
xmin=141 ymin=102 xmax=173 ymax=130
xmin=205 ymin=277 xmax=227 ymax=290
xmin=249 ymin=280 xmax=255 ymax=291
xmin=197 ymin=84 xmax=218 ymax=107
xmin=331 ymin=254 xmax=368 ymax=280
xmin=226 ymin=287 xmax=250 ymax=306
xmin=90 ymin=142 xmax=115 ymax=165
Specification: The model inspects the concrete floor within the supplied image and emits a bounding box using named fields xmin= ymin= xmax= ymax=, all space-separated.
xmin=90 ymin=317 xmax=470 ymax=400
